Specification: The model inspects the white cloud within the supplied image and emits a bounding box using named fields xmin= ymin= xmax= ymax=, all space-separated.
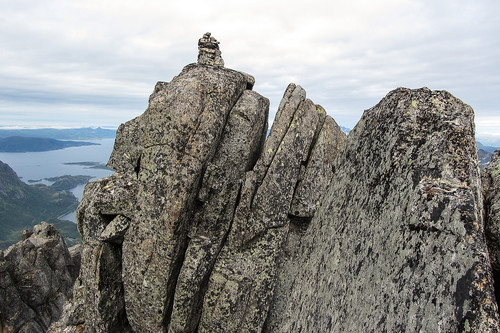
xmin=0 ymin=0 xmax=498 ymax=134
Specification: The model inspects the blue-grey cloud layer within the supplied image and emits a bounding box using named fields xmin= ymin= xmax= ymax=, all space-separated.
xmin=1 ymin=0 xmax=499 ymax=141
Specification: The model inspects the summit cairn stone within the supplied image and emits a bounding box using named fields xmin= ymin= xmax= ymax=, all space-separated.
xmin=198 ymin=32 xmax=224 ymax=67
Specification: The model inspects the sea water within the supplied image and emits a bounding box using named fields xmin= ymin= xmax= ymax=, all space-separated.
xmin=0 ymin=138 xmax=116 ymax=222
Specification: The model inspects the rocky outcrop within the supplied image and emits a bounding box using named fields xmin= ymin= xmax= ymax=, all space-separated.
xmin=196 ymin=84 xmax=345 ymax=333
xmin=265 ymin=88 xmax=499 ymax=332
xmin=483 ymin=150 xmax=500 ymax=303
xmin=51 ymin=35 xmax=499 ymax=332
xmin=51 ymin=34 xmax=346 ymax=332
xmin=0 ymin=222 xmax=79 ymax=333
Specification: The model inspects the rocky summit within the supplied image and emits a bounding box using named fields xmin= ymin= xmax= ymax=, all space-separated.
xmin=48 ymin=34 xmax=500 ymax=332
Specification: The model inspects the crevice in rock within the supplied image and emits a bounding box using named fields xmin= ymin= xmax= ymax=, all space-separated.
xmin=492 ymin=269 xmax=500 ymax=317
xmin=162 ymin=227 xmax=190 ymax=329
xmin=199 ymin=88 xmax=247 ymax=170
xmin=250 ymin=102 xmax=302 ymax=209
xmin=288 ymin=215 xmax=312 ymax=235
xmin=99 ymin=213 xmax=117 ymax=226
xmin=134 ymin=155 xmax=141 ymax=177
xmin=247 ymin=126 xmax=267 ymax=172
xmin=408 ymin=223 xmax=441 ymax=233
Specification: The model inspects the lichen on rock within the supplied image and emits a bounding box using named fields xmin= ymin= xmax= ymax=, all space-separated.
xmin=264 ymin=87 xmax=499 ymax=332
xmin=483 ymin=150 xmax=500 ymax=309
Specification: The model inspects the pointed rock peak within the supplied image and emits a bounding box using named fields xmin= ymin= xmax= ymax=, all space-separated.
xmin=198 ymin=32 xmax=224 ymax=67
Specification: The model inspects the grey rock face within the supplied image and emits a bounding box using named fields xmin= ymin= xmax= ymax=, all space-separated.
xmin=122 ymin=64 xmax=253 ymax=332
xmin=52 ymin=34 xmax=271 ymax=332
xmin=483 ymin=150 xmax=500 ymax=303
xmin=168 ymin=90 xmax=269 ymax=333
xmin=268 ymin=88 xmax=499 ymax=332
xmin=0 ymin=222 xmax=78 ymax=333
xmin=197 ymin=84 xmax=344 ymax=332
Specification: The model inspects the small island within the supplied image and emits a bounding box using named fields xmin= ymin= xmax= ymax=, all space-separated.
xmin=64 ymin=161 xmax=111 ymax=170
xmin=45 ymin=175 xmax=94 ymax=191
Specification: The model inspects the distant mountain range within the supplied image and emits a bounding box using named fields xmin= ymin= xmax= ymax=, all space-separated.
xmin=0 ymin=127 xmax=497 ymax=164
xmin=0 ymin=127 xmax=116 ymax=140
xmin=477 ymin=141 xmax=499 ymax=153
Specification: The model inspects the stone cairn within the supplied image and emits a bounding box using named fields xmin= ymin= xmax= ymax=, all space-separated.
xmin=197 ymin=32 xmax=224 ymax=67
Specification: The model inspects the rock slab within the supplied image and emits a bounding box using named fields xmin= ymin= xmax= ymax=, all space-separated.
xmin=268 ymin=87 xmax=499 ymax=332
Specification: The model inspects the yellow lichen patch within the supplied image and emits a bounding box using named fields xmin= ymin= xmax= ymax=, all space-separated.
xmin=267 ymin=148 xmax=273 ymax=153
xmin=492 ymin=163 xmax=500 ymax=177
xmin=473 ymin=277 xmax=488 ymax=291
xmin=412 ymin=100 xmax=418 ymax=108
xmin=473 ymin=220 xmax=480 ymax=232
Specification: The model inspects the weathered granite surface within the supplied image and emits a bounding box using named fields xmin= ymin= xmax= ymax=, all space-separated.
xmin=196 ymin=84 xmax=346 ymax=333
xmin=267 ymin=87 xmax=499 ymax=332
xmin=51 ymin=33 xmax=269 ymax=333
xmin=483 ymin=150 xmax=500 ymax=304
xmin=0 ymin=222 xmax=79 ymax=333
xmin=50 ymin=34 xmax=500 ymax=333
xmin=168 ymin=89 xmax=269 ymax=333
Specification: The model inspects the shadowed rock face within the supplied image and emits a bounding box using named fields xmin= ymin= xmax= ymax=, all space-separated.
xmin=50 ymin=35 xmax=499 ymax=333
xmin=0 ymin=222 xmax=79 ymax=333
xmin=483 ymin=150 xmax=500 ymax=305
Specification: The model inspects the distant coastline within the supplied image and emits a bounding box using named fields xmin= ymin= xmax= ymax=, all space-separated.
xmin=0 ymin=136 xmax=99 ymax=152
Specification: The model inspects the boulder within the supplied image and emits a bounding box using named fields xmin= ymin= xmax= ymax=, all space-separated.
xmin=0 ymin=222 xmax=79 ymax=333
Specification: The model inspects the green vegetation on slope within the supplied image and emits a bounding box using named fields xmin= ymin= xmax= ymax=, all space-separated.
xmin=0 ymin=161 xmax=80 ymax=249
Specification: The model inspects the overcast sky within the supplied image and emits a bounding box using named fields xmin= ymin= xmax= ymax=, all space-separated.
xmin=1 ymin=0 xmax=499 ymax=143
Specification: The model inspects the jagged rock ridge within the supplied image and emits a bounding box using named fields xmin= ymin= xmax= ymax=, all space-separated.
xmin=51 ymin=35 xmax=499 ymax=332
